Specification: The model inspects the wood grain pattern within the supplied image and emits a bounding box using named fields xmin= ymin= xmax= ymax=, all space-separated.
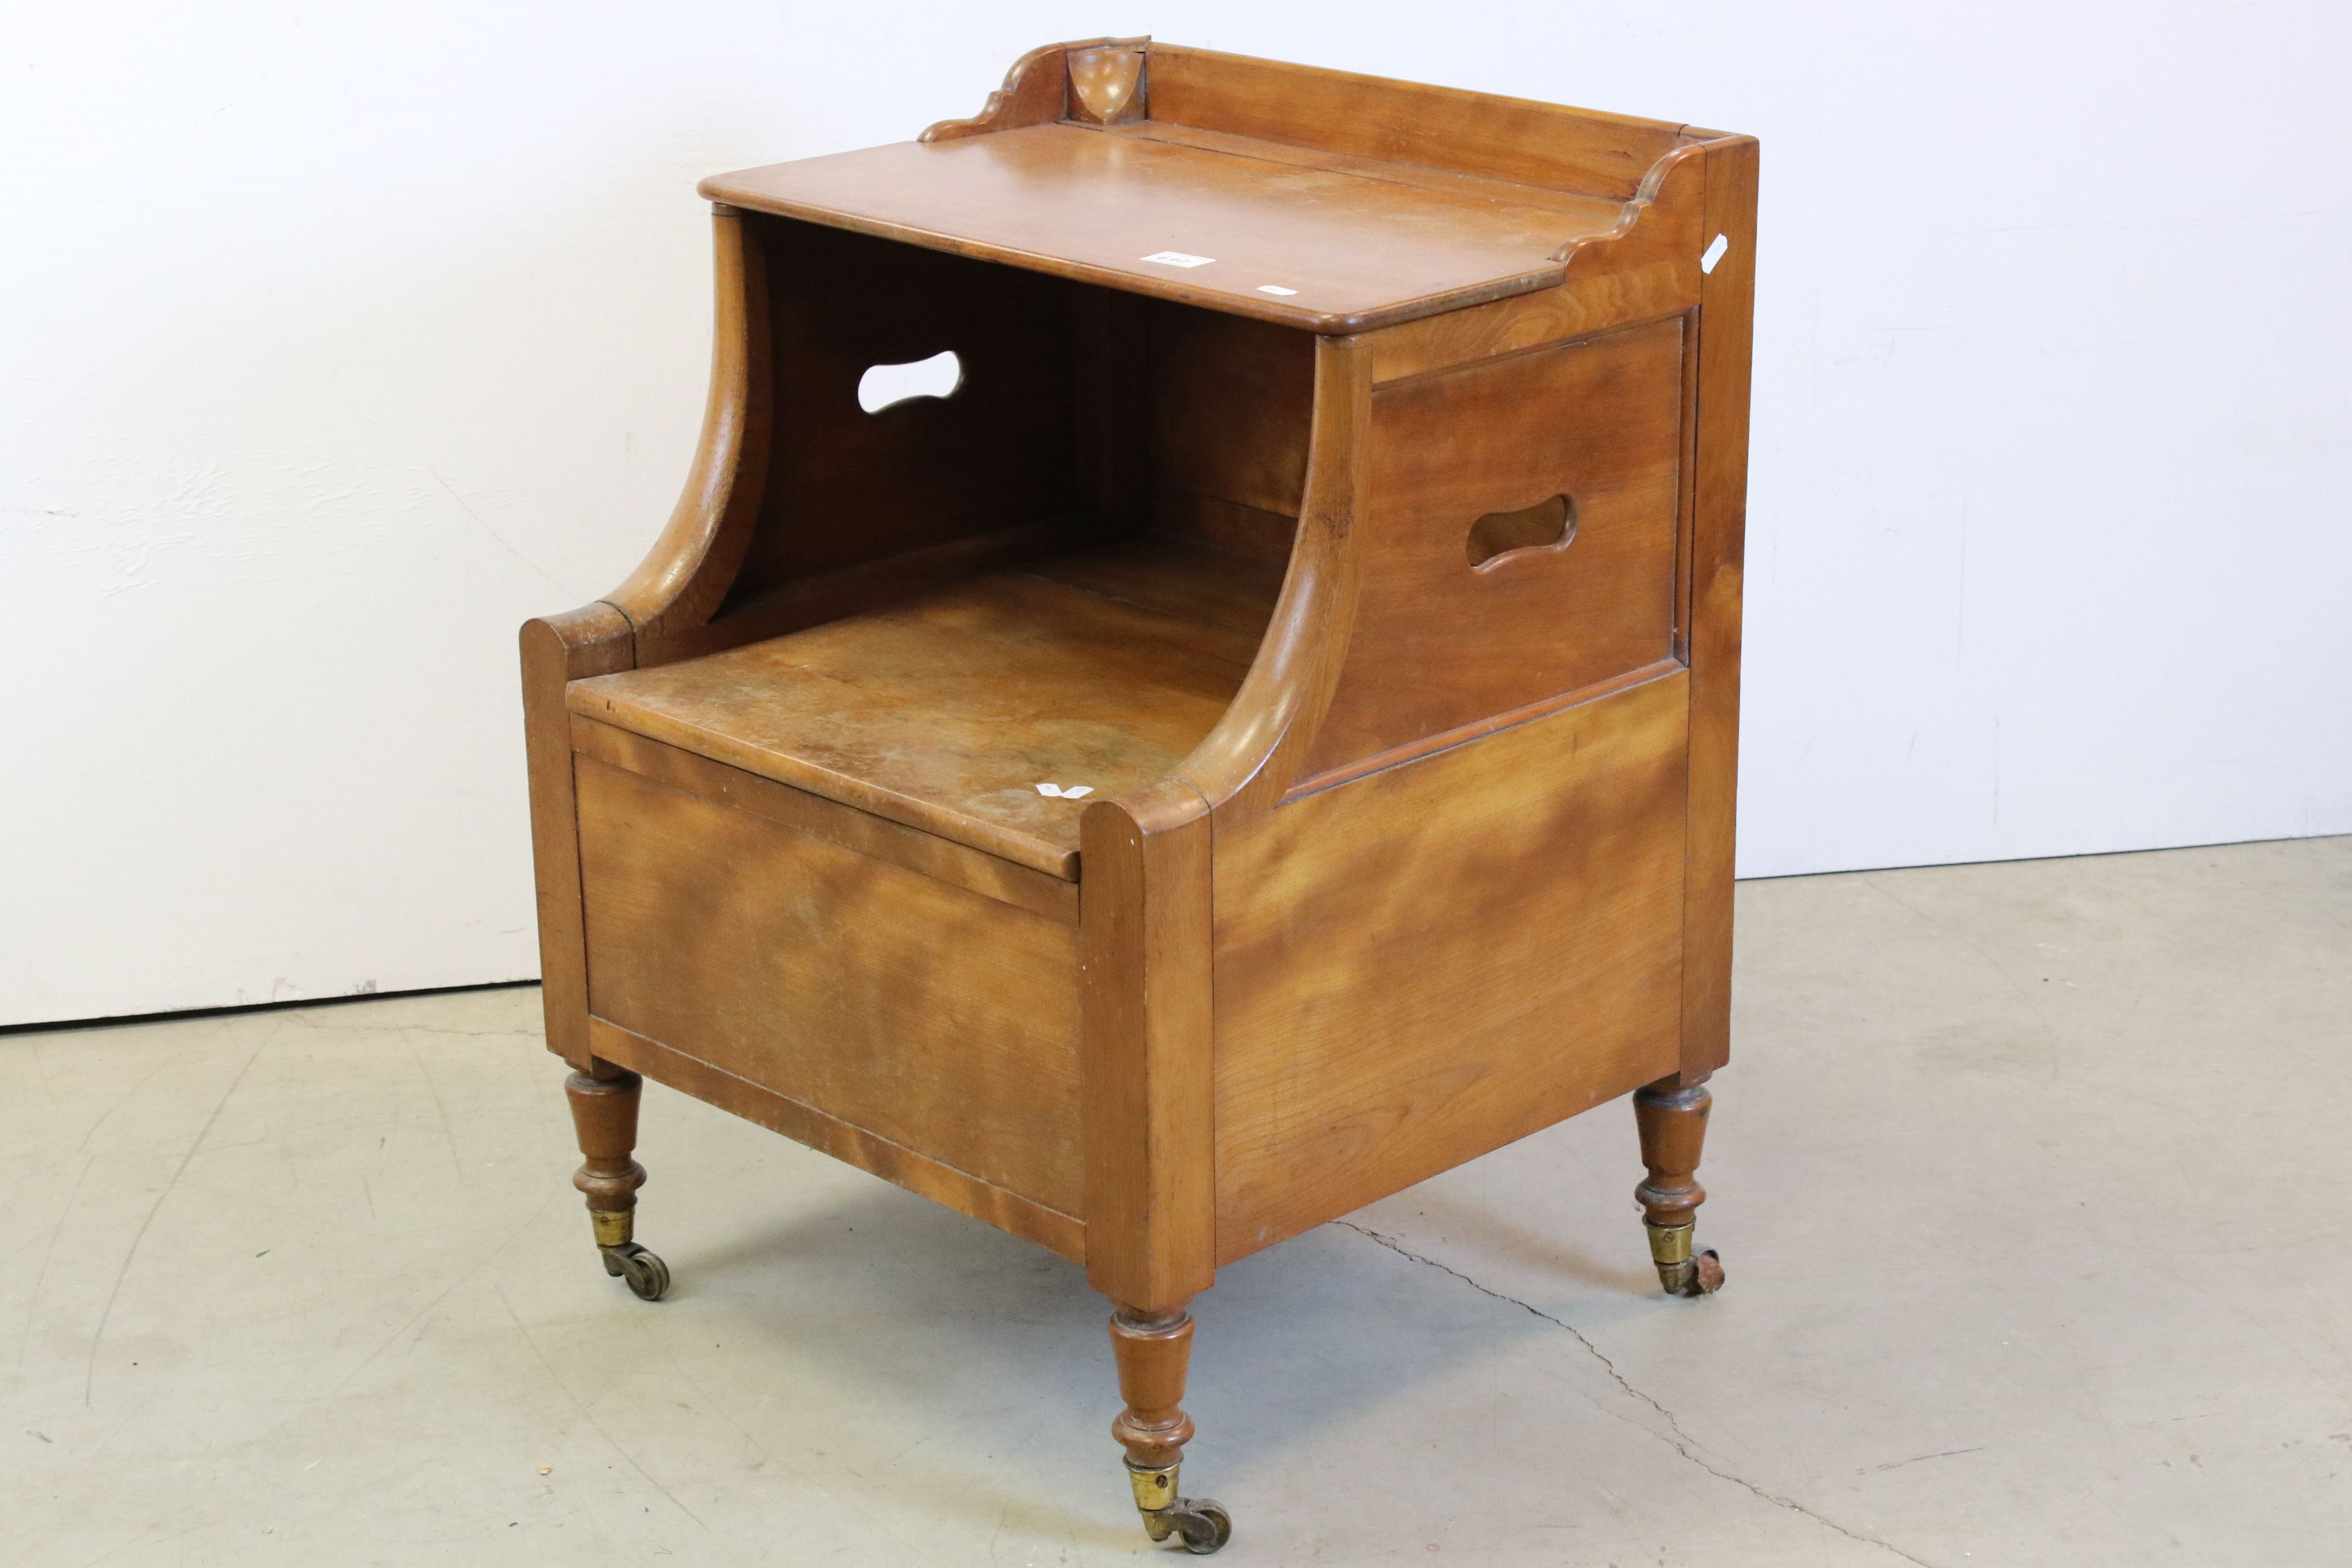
xmin=576 ymin=756 xmax=1086 ymax=1214
xmin=564 ymin=1065 xmax=645 ymax=1219
xmin=700 ymin=125 xmax=1592 ymax=334
xmin=1303 ymin=315 xmax=1688 ymax=783
xmin=1080 ymin=782 xmax=1217 ymax=1309
xmin=720 ymin=218 xmax=1080 ymax=606
xmin=917 ymin=40 xmax=1070 ymax=143
xmin=1364 ymin=143 xmax=1706 ymax=386
xmin=590 ymin=1017 xmax=1084 ymax=1260
xmin=1108 ymin=1305 xmax=1198 ymax=1468
xmin=1633 ymin=1076 xmax=1712 ymax=1230
xmin=573 ymin=544 xmax=1275 ymax=878
xmin=645 ymin=515 xmax=1096 ymax=665
xmin=1150 ymin=303 xmax=1315 ymax=518
xmin=603 ymin=207 xmax=772 ymax=646
xmin=571 ymin=715 xmax=1079 ymax=923
xmin=1073 ymin=286 xmax=1155 ymax=535
xmin=1213 ymin=670 xmax=1691 ymax=1262
xmin=1103 ymin=118 xmax=1628 ymax=225
xmin=1678 ymin=135 xmax=1759 ymax=1083
xmin=1168 ymin=333 xmax=1371 ymax=815
xmin=1151 ymin=489 xmax=1298 ymax=563
xmin=521 ymin=603 xmax=633 ymax=1069
xmin=1144 ymin=44 xmax=1694 ymax=201
xmin=1029 ymin=533 xmax=1288 ymax=639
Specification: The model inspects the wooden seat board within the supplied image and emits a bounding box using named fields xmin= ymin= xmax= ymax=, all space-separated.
xmin=569 ymin=538 xmax=1280 ymax=878
xmin=699 ymin=123 xmax=1623 ymax=333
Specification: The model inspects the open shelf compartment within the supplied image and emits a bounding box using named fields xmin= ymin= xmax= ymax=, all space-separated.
xmin=570 ymin=535 xmax=1284 ymax=878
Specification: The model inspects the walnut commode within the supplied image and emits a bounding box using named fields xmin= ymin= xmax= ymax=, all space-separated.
xmin=521 ymin=38 xmax=1755 ymax=1550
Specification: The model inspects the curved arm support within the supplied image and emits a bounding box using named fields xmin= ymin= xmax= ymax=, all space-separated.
xmin=600 ymin=204 xmax=773 ymax=656
xmin=1159 ymin=333 xmax=1372 ymax=825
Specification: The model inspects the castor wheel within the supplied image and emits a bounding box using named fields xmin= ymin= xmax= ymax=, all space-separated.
xmin=1166 ymin=1499 xmax=1233 ymax=1555
xmin=1687 ymin=1248 xmax=1725 ymax=1296
xmin=1657 ymin=1246 xmax=1723 ymax=1298
xmin=600 ymin=1241 xmax=671 ymax=1301
xmin=1128 ymin=1460 xmax=1233 ymax=1554
xmin=1645 ymin=1221 xmax=1723 ymax=1297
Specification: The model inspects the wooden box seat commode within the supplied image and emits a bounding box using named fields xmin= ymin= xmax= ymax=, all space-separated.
xmin=521 ymin=37 xmax=1757 ymax=1552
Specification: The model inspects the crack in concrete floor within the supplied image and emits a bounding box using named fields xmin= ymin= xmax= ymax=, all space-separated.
xmin=1332 ymin=1219 xmax=1943 ymax=1568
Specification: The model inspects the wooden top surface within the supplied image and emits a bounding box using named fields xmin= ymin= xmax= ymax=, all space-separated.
xmin=569 ymin=538 xmax=1286 ymax=878
xmin=700 ymin=123 xmax=1627 ymax=333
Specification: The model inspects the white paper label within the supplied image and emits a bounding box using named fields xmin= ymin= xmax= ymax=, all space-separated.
xmin=1140 ymin=250 xmax=1215 ymax=268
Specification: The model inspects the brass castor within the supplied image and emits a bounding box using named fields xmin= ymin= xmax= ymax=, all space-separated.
xmin=600 ymin=1240 xmax=671 ymax=1301
xmin=1128 ymin=1461 xmax=1233 ymax=1554
xmin=1645 ymin=1221 xmax=1723 ymax=1298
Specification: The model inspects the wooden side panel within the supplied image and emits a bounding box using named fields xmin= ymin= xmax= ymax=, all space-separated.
xmin=721 ymin=218 xmax=1081 ymax=604
xmin=576 ymin=756 xmax=1085 ymax=1215
xmin=1025 ymin=534 xmax=1288 ymax=639
xmin=1151 ymin=491 xmax=1298 ymax=563
xmin=571 ymin=716 xmax=1079 ymax=924
xmin=1151 ymin=304 xmax=1315 ymax=520
xmin=1304 ymin=316 xmax=1687 ymax=782
xmin=520 ymin=605 xmax=633 ymax=1068
xmin=1146 ymin=45 xmax=1693 ymax=201
xmin=1367 ymin=274 xmax=1686 ymax=388
xmin=589 ymin=1017 xmax=1084 ymax=1260
xmin=606 ymin=208 xmax=773 ymax=652
xmin=1364 ymin=143 xmax=1707 ymax=387
xmin=1074 ymin=286 xmax=1155 ymax=533
xmin=639 ymin=515 xmax=1094 ymax=665
xmin=1080 ymin=784 xmax=1217 ymax=1308
xmin=1679 ymin=137 xmax=1759 ymax=1081
xmin=1213 ymin=671 xmax=1691 ymax=1263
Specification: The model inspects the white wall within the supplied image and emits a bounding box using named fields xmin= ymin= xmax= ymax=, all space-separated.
xmin=6 ymin=2 xmax=2347 ymax=1027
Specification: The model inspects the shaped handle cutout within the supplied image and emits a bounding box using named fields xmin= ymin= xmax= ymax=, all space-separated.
xmin=1467 ymin=493 xmax=1577 ymax=570
xmin=858 ymin=349 xmax=963 ymax=413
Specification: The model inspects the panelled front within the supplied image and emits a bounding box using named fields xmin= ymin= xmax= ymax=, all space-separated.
xmin=574 ymin=749 xmax=1086 ymax=1218
xmin=1212 ymin=670 xmax=1692 ymax=1263
xmin=1304 ymin=315 xmax=1689 ymax=781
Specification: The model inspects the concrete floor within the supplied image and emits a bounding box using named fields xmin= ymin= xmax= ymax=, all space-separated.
xmin=7 ymin=836 xmax=2350 ymax=1566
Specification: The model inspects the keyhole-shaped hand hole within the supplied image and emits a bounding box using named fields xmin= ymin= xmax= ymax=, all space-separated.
xmin=858 ymin=349 xmax=962 ymax=413
xmin=1467 ymin=493 xmax=1576 ymax=570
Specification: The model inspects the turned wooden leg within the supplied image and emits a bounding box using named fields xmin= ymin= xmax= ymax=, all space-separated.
xmin=1108 ymin=1304 xmax=1230 ymax=1554
xmin=1634 ymin=1075 xmax=1725 ymax=1298
xmin=566 ymin=1064 xmax=669 ymax=1301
